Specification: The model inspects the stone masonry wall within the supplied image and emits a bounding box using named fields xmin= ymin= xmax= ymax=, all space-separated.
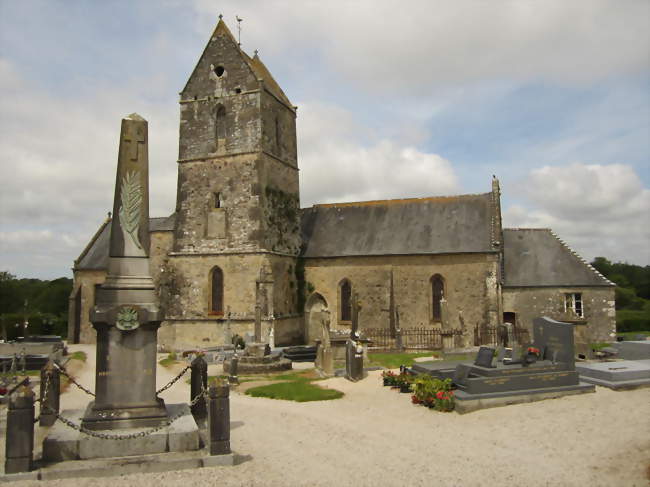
xmin=502 ymin=287 xmax=616 ymax=349
xmin=302 ymin=253 xmax=501 ymax=347
xmin=68 ymin=269 xmax=106 ymax=344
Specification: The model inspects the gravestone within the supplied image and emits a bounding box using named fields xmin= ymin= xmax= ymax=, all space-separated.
xmin=532 ymin=317 xmax=575 ymax=367
xmin=474 ymin=347 xmax=495 ymax=368
xmin=81 ymin=114 xmax=167 ymax=430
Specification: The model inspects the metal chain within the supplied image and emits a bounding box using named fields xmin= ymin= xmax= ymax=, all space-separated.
xmin=156 ymin=365 xmax=190 ymax=395
xmin=53 ymin=387 xmax=210 ymax=440
xmin=53 ymin=362 xmax=95 ymax=397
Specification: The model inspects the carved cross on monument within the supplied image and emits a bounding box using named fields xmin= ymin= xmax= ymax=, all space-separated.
xmin=122 ymin=122 xmax=145 ymax=161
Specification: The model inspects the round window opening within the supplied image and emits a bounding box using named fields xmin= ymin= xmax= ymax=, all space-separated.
xmin=214 ymin=65 xmax=225 ymax=77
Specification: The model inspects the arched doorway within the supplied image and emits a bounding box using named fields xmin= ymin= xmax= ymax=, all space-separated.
xmin=305 ymin=292 xmax=329 ymax=345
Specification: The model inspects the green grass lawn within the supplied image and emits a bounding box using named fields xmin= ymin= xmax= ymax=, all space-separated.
xmin=158 ymin=353 xmax=179 ymax=367
xmin=367 ymin=351 xmax=474 ymax=369
xmin=245 ymin=369 xmax=343 ymax=402
xmin=617 ymin=330 xmax=650 ymax=339
xmin=68 ymin=351 xmax=87 ymax=362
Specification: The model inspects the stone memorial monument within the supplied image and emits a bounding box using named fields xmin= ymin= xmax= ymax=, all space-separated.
xmin=81 ymin=113 xmax=168 ymax=430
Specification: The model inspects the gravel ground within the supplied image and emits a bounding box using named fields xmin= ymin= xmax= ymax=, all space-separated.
xmin=2 ymin=344 xmax=649 ymax=487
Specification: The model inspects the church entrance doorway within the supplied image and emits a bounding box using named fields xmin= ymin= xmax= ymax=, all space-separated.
xmin=305 ymin=293 xmax=329 ymax=345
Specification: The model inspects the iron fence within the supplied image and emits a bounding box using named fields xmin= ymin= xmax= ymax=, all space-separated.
xmin=473 ymin=324 xmax=530 ymax=346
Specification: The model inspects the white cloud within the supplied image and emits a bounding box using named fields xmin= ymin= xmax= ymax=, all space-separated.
xmin=297 ymin=102 xmax=459 ymax=206
xmin=0 ymin=58 xmax=178 ymax=278
xmin=193 ymin=0 xmax=649 ymax=93
xmin=504 ymin=163 xmax=650 ymax=264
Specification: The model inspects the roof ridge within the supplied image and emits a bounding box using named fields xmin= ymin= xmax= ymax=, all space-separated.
xmin=504 ymin=227 xmax=553 ymax=231
xmin=310 ymin=192 xmax=491 ymax=209
xmin=547 ymin=230 xmax=616 ymax=286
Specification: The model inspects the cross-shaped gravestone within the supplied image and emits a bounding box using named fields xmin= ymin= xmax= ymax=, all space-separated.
xmin=122 ymin=123 xmax=145 ymax=161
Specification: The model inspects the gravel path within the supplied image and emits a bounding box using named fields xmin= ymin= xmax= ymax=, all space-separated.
xmin=3 ymin=345 xmax=649 ymax=486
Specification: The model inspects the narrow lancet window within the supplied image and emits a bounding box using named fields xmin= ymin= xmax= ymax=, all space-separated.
xmin=431 ymin=274 xmax=445 ymax=321
xmin=340 ymin=279 xmax=352 ymax=322
xmin=211 ymin=266 xmax=224 ymax=314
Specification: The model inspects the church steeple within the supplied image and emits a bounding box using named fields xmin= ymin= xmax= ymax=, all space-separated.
xmin=174 ymin=17 xmax=300 ymax=255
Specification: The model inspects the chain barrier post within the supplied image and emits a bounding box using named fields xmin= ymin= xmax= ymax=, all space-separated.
xmin=39 ymin=360 xmax=60 ymax=427
xmin=5 ymin=382 xmax=35 ymax=474
xmin=228 ymin=353 xmax=239 ymax=385
xmin=208 ymin=381 xmax=230 ymax=455
xmin=190 ymin=355 xmax=208 ymax=423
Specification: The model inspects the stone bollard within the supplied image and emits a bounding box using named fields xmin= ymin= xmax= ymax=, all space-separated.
xmin=228 ymin=354 xmax=239 ymax=385
xmin=190 ymin=355 xmax=208 ymax=423
xmin=5 ymin=383 xmax=35 ymax=474
xmin=39 ymin=360 xmax=60 ymax=427
xmin=208 ymin=383 xmax=230 ymax=455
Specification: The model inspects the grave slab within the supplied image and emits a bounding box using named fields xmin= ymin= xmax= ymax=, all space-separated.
xmin=611 ymin=341 xmax=650 ymax=361
xmin=576 ymin=360 xmax=650 ymax=390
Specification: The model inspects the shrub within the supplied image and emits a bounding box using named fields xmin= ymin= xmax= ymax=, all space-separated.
xmin=411 ymin=374 xmax=455 ymax=411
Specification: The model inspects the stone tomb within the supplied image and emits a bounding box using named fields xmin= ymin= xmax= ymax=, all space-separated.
xmin=412 ymin=317 xmax=595 ymax=413
xmin=576 ymin=341 xmax=650 ymax=389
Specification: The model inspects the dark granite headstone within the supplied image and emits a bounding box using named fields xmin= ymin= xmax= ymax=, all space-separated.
xmin=532 ymin=317 xmax=575 ymax=367
xmin=474 ymin=347 xmax=495 ymax=368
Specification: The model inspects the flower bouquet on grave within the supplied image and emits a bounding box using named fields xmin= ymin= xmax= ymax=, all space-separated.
xmin=381 ymin=370 xmax=397 ymax=386
xmin=522 ymin=346 xmax=541 ymax=366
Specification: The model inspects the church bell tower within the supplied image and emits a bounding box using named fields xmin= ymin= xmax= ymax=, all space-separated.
xmin=162 ymin=18 xmax=303 ymax=348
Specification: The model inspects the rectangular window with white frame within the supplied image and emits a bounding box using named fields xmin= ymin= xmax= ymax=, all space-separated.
xmin=564 ymin=293 xmax=583 ymax=318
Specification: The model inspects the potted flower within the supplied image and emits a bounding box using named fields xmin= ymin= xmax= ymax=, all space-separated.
xmin=381 ymin=370 xmax=397 ymax=386
xmin=399 ymin=376 xmax=412 ymax=393
xmin=434 ymin=390 xmax=455 ymax=412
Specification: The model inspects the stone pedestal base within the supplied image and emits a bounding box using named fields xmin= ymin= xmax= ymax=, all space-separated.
xmin=43 ymin=403 xmax=199 ymax=462
xmin=81 ymin=397 xmax=168 ymax=430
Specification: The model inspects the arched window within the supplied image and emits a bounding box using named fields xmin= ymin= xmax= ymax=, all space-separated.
xmin=215 ymin=105 xmax=226 ymax=149
xmin=210 ymin=266 xmax=224 ymax=315
xmin=339 ymin=279 xmax=352 ymax=322
xmin=431 ymin=274 xmax=445 ymax=321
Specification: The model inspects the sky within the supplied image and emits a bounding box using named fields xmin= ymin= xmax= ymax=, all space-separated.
xmin=0 ymin=0 xmax=648 ymax=279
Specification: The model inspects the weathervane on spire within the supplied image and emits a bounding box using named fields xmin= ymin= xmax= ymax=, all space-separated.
xmin=236 ymin=15 xmax=243 ymax=46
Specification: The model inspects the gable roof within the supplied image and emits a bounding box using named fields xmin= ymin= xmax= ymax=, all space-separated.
xmin=503 ymin=228 xmax=614 ymax=287
xmin=182 ymin=19 xmax=292 ymax=108
xmin=74 ymin=215 xmax=175 ymax=270
xmin=300 ymin=193 xmax=498 ymax=258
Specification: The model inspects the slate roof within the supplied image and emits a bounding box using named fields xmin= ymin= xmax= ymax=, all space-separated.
xmin=502 ymin=228 xmax=614 ymax=287
xmin=74 ymin=215 xmax=176 ymax=270
xmin=300 ymin=193 xmax=498 ymax=258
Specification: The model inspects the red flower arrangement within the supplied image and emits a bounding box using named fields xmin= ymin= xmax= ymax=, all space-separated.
xmin=527 ymin=347 xmax=541 ymax=357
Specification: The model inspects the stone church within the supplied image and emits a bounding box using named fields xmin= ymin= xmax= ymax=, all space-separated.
xmin=68 ymin=19 xmax=616 ymax=352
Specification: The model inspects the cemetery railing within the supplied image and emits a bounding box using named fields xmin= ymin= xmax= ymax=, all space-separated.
xmin=361 ymin=327 xmax=464 ymax=352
